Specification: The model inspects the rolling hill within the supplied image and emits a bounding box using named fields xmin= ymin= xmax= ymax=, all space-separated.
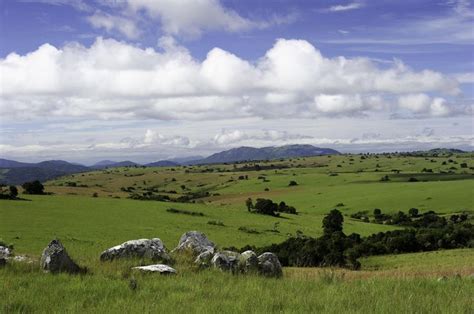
xmin=195 ymin=144 xmax=340 ymax=164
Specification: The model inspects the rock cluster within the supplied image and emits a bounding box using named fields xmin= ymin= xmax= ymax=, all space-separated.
xmin=100 ymin=238 xmax=170 ymax=262
xmin=40 ymin=239 xmax=83 ymax=274
xmin=31 ymin=231 xmax=282 ymax=278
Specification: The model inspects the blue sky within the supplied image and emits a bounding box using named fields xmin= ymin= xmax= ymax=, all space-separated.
xmin=0 ymin=0 xmax=473 ymax=164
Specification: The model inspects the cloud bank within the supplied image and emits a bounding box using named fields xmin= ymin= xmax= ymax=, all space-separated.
xmin=0 ymin=37 xmax=466 ymax=122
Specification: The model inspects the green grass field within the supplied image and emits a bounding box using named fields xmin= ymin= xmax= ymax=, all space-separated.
xmin=1 ymin=153 xmax=473 ymax=312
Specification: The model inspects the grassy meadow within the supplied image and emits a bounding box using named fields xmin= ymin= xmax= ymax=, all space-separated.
xmin=1 ymin=153 xmax=473 ymax=312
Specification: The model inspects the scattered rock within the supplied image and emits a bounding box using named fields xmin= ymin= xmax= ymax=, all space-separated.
xmin=211 ymin=251 xmax=240 ymax=272
xmin=100 ymin=238 xmax=171 ymax=262
xmin=257 ymin=252 xmax=283 ymax=277
xmin=195 ymin=249 xmax=214 ymax=268
xmin=132 ymin=264 xmax=177 ymax=275
xmin=239 ymin=250 xmax=258 ymax=273
xmin=13 ymin=255 xmax=33 ymax=263
xmin=437 ymin=276 xmax=448 ymax=282
xmin=40 ymin=239 xmax=82 ymax=274
xmin=173 ymin=231 xmax=215 ymax=256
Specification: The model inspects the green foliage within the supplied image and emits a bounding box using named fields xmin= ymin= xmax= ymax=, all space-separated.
xmin=322 ymin=209 xmax=343 ymax=235
xmin=21 ymin=180 xmax=44 ymax=195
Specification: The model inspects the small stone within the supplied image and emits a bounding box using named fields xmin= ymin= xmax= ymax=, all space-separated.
xmin=0 ymin=246 xmax=11 ymax=259
xmin=437 ymin=276 xmax=448 ymax=282
xmin=132 ymin=264 xmax=177 ymax=275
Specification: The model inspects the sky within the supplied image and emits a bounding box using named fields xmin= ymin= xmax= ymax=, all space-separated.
xmin=0 ymin=0 xmax=473 ymax=165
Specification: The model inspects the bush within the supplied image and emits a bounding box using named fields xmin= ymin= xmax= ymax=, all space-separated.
xmin=288 ymin=180 xmax=298 ymax=186
xmin=238 ymin=226 xmax=260 ymax=234
xmin=166 ymin=208 xmax=205 ymax=216
xmin=208 ymin=220 xmax=225 ymax=226
xmin=21 ymin=180 xmax=45 ymax=195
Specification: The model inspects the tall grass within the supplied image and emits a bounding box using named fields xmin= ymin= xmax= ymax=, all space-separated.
xmin=1 ymin=259 xmax=472 ymax=313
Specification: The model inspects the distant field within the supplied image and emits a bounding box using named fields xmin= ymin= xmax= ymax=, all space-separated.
xmin=1 ymin=153 xmax=473 ymax=312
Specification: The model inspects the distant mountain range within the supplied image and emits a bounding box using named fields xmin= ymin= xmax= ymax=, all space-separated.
xmin=194 ymin=144 xmax=340 ymax=164
xmin=0 ymin=159 xmax=89 ymax=185
xmin=11 ymin=144 xmax=466 ymax=185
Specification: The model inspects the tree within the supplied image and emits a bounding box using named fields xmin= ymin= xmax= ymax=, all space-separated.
xmin=9 ymin=186 xmax=18 ymax=198
xmin=373 ymin=208 xmax=382 ymax=216
xmin=21 ymin=180 xmax=44 ymax=195
xmin=245 ymin=198 xmax=253 ymax=212
xmin=254 ymin=198 xmax=279 ymax=216
xmin=322 ymin=209 xmax=343 ymax=235
xmin=408 ymin=208 xmax=419 ymax=217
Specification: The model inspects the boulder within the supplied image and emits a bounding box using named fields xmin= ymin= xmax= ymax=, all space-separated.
xmin=40 ymin=239 xmax=82 ymax=274
xmin=194 ymin=249 xmax=214 ymax=268
xmin=173 ymin=231 xmax=215 ymax=256
xmin=257 ymin=252 xmax=283 ymax=277
xmin=211 ymin=251 xmax=240 ymax=272
xmin=100 ymin=238 xmax=170 ymax=262
xmin=132 ymin=264 xmax=177 ymax=275
xmin=239 ymin=250 xmax=258 ymax=273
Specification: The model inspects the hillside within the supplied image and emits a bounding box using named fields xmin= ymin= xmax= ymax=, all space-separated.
xmin=196 ymin=144 xmax=340 ymax=164
xmin=0 ymin=159 xmax=89 ymax=185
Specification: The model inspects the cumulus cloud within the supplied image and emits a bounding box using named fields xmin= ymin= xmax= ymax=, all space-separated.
xmin=398 ymin=94 xmax=457 ymax=117
xmin=0 ymin=37 xmax=462 ymax=121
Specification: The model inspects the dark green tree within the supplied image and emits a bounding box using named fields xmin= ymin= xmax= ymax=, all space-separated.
xmin=21 ymin=180 xmax=44 ymax=195
xmin=9 ymin=186 xmax=18 ymax=198
xmin=408 ymin=208 xmax=419 ymax=217
xmin=322 ymin=209 xmax=344 ymax=235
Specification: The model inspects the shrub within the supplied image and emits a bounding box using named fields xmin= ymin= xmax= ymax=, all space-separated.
xmin=288 ymin=180 xmax=298 ymax=186
xmin=238 ymin=226 xmax=260 ymax=234
xmin=208 ymin=220 xmax=225 ymax=226
xmin=21 ymin=180 xmax=44 ymax=195
xmin=166 ymin=208 xmax=204 ymax=216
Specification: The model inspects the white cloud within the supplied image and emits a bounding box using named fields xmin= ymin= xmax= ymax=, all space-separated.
xmin=325 ymin=0 xmax=474 ymax=45
xmin=87 ymin=12 xmax=141 ymax=39
xmin=0 ymin=37 xmax=462 ymax=122
xmin=327 ymin=2 xmax=364 ymax=12
xmin=143 ymin=129 xmax=190 ymax=147
xmin=398 ymin=94 xmax=456 ymax=117
xmin=123 ymin=0 xmax=258 ymax=37
xmin=313 ymin=94 xmax=384 ymax=115
xmin=455 ymin=72 xmax=474 ymax=83
xmin=213 ymin=129 xmax=312 ymax=145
